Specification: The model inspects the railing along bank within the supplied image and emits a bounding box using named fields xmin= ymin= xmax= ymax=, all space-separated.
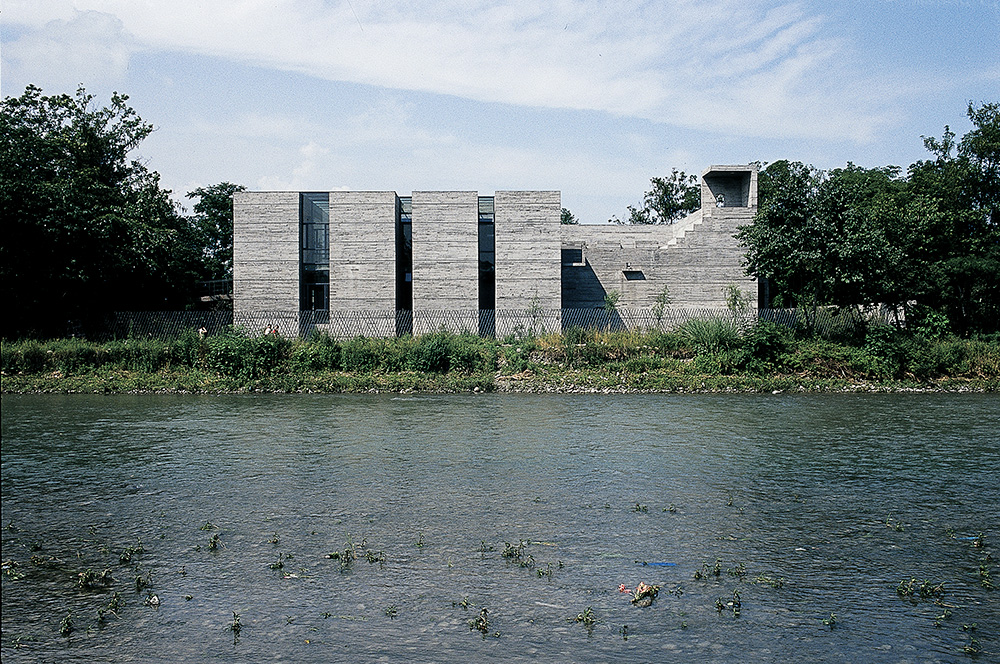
xmin=92 ymin=307 xmax=885 ymax=341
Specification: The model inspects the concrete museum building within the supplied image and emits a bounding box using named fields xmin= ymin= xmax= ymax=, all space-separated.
xmin=233 ymin=164 xmax=758 ymax=337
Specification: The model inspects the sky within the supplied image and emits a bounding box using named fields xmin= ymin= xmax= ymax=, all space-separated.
xmin=2 ymin=0 xmax=998 ymax=223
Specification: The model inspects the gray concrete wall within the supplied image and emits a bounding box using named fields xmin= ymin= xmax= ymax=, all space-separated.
xmin=233 ymin=191 xmax=300 ymax=314
xmin=494 ymin=191 xmax=562 ymax=333
xmin=411 ymin=191 xmax=479 ymax=332
xmin=560 ymin=165 xmax=758 ymax=310
xmin=328 ymin=191 xmax=397 ymax=313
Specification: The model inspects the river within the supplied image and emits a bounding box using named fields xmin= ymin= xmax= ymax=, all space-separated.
xmin=1 ymin=393 xmax=998 ymax=662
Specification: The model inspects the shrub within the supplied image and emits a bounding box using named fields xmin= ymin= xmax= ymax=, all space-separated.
xmin=1 ymin=339 xmax=50 ymax=373
xmin=341 ymin=336 xmax=383 ymax=373
xmin=49 ymin=338 xmax=98 ymax=372
xmin=739 ymin=321 xmax=792 ymax=374
xmin=646 ymin=330 xmax=687 ymax=357
xmin=244 ymin=334 xmax=291 ymax=379
xmin=449 ymin=333 xmax=497 ymax=373
xmin=677 ymin=318 xmax=740 ymax=355
xmin=562 ymin=326 xmax=607 ymax=367
xmin=291 ymin=333 xmax=341 ymax=371
xmin=409 ymin=331 xmax=451 ymax=372
xmin=966 ymin=339 xmax=1000 ymax=377
xmin=903 ymin=337 xmax=967 ymax=380
xmin=502 ymin=344 xmax=531 ymax=373
xmin=171 ymin=329 xmax=204 ymax=369
xmin=858 ymin=325 xmax=907 ymax=379
xmin=206 ymin=328 xmax=289 ymax=380
xmin=206 ymin=329 xmax=249 ymax=377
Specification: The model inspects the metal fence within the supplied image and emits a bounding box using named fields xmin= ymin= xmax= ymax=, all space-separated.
xmin=91 ymin=307 xmax=888 ymax=340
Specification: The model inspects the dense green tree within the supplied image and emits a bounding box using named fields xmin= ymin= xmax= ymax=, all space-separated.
xmin=560 ymin=207 xmax=578 ymax=224
xmin=740 ymin=161 xmax=909 ymax=327
xmin=187 ymin=182 xmax=246 ymax=280
xmin=611 ymin=168 xmax=700 ymax=225
xmin=904 ymin=101 xmax=1000 ymax=334
xmin=740 ymin=102 xmax=999 ymax=336
xmin=0 ymin=85 xmax=204 ymax=337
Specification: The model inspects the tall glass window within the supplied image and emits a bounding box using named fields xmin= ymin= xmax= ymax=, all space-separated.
xmin=478 ymin=196 xmax=495 ymax=336
xmin=396 ymin=196 xmax=413 ymax=335
xmin=300 ymin=192 xmax=329 ymax=312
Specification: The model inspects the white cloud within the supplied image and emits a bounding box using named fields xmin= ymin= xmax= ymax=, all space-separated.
xmin=2 ymin=10 xmax=133 ymax=92
xmin=3 ymin=0 xmax=899 ymax=141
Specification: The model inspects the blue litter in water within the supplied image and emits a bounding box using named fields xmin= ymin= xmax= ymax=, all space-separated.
xmin=638 ymin=562 xmax=676 ymax=566
xmin=957 ymin=536 xmax=980 ymax=541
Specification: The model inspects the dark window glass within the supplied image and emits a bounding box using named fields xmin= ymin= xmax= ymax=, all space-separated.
xmin=562 ymin=248 xmax=583 ymax=264
xmin=300 ymin=193 xmax=329 ymax=311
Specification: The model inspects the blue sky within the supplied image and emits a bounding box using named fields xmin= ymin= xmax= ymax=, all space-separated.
xmin=2 ymin=0 xmax=997 ymax=223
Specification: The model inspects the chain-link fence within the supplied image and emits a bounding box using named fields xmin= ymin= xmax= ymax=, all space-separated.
xmin=86 ymin=307 xmax=893 ymax=340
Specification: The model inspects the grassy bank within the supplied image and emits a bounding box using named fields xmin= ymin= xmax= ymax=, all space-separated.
xmin=3 ymin=323 xmax=999 ymax=394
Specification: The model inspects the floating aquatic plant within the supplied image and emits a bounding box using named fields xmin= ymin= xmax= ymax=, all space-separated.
xmin=469 ymin=607 xmax=489 ymax=636
xmin=107 ymin=592 xmax=124 ymax=615
xmin=885 ymin=513 xmax=905 ymax=532
xmin=384 ymin=605 xmax=398 ymax=619
xmin=572 ymin=606 xmax=597 ymax=632
xmin=2 ymin=559 xmax=25 ymax=580
xmin=694 ymin=559 xmax=724 ymax=580
xmin=119 ymin=538 xmax=144 ymax=563
xmin=502 ymin=540 xmax=529 ymax=563
xmin=228 ymin=611 xmax=242 ymax=644
xmin=963 ymin=636 xmax=981 ymax=655
xmin=59 ymin=612 xmax=73 ymax=636
xmin=934 ymin=608 xmax=952 ymax=627
xmin=208 ymin=534 xmax=222 ymax=550
xmin=823 ymin=613 xmax=837 ymax=628
xmin=979 ymin=560 xmax=994 ymax=590
xmin=631 ymin=582 xmax=660 ymax=607
xmin=78 ymin=568 xmax=114 ymax=590
xmin=131 ymin=566 xmax=152 ymax=592
xmin=199 ymin=521 xmax=216 ymax=531
xmin=326 ymin=544 xmax=356 ymax=571
xmin=632 ymin=503 xmax=648 ymax=513
xmin=897 ymin=578 xmax=945 ymax=598
xmin=753 ymin=574 xmax=785 ymax=589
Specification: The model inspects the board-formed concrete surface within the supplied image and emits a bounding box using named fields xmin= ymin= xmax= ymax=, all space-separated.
xmin=232 ymin=165 xmax=758 ymax=335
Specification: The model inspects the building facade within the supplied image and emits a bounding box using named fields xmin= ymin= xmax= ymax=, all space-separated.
xmin=233 ymin=165 xmax=757 ymax=336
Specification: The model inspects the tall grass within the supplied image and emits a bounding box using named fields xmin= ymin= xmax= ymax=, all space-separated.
xmin=2 ymin=323 xmax=997 ymax=387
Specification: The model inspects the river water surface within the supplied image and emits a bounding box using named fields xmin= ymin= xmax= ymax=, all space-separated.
xmin=1 ymin=393 xmax=998 ymax=662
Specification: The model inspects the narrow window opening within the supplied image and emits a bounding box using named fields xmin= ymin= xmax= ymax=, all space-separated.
xmin=300 ymin=192 xmax=329 ymax=318
xmin=478 ymin=196 xmax=495 ymax=337
xmin=396 ymin=196 xmax=413 ymax=335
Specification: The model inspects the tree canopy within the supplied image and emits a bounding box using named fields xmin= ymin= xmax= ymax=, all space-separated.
xmin=0 ymin=85 xmax=240 ymax=337
xmin=187 ymin=182 xmax=246 ymax=281
xmin=611 ymin=168 xmax=700 ymax=225
xmin=739 ymin=102 xmax=1000 ymax=335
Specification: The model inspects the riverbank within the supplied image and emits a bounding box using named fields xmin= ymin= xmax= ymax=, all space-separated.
xmin=3 ymin=325 xmax=998 ymax=394
xmin=4 ymin=369 xmax=995 ymax=394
